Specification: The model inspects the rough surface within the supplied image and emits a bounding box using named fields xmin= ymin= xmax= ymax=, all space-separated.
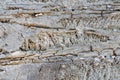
xmin=0 ymin=0 xmax=120 ymax=80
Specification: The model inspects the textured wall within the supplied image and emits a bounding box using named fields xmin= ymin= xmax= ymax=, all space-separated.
xmin=0 ymin=0 xmax=120 ymax=80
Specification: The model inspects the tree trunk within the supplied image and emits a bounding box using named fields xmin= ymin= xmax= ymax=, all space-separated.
xmin=0 ymin=0 xmax=120 ymax=80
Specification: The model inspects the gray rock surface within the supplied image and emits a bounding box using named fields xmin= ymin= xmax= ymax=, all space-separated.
xmin=0 ymin=0 xmax=120 ymax=80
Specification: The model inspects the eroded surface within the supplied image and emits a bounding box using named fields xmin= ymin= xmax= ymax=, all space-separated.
xmin=0 ymin=0 xmax=120 ymax=80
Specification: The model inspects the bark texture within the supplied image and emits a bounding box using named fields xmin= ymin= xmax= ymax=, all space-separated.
xmin=0 ymin=0 xmax=120 ymax=80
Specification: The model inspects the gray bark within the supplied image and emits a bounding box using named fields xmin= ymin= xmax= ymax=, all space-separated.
xmin=0 ymin=0 xmax=120 ymax=80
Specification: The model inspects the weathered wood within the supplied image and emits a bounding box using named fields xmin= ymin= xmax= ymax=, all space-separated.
xmin=0 ymin=0 xmax=120 ymax=80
